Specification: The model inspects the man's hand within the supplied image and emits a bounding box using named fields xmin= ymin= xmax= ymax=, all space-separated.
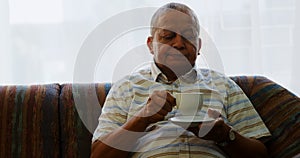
xmin=138 ymin=90 xmax=176 ymax=125
xmin=198 ymin=109 xmax=231 ymax=143
xmin=187 ymin=108 xmax=230 ymax=143
xmin=91 ymin=90 xmax=176 ymax=158
xmin=187 ymin=108 xmax=269 ymax=158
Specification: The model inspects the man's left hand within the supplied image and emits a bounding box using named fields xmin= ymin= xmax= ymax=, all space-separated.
xmin=187 ymin=108 xmax=231 ymax=143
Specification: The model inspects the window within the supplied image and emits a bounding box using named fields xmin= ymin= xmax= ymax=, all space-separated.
xmin=9 ymin=0 xmax=63 ymax=24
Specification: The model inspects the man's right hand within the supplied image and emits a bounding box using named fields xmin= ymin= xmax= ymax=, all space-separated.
xmin=138 ymin=90 xmax=176 ymax=125
xmin=91 ymin=91 xmax=176 ymax=158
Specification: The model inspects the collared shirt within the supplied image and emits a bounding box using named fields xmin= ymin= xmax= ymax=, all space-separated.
xmin=151 ymin=62 xmax=198 ymax=84
xmin=92 ymin=63 xmax=271 ymax=158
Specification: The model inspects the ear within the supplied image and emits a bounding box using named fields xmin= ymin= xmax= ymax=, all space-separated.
xmin=197 ymin=38 xmax=202 ymax=55
xmin=147 ymin=36 xmax=154 ymax=55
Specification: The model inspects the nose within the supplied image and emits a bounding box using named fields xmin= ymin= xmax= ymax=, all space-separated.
xmin=172 ymin=34 xmax=185 ymax=50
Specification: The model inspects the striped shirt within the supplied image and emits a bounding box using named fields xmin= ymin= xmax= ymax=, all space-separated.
xmin=92 ymin=63 xmax=271 ymax=158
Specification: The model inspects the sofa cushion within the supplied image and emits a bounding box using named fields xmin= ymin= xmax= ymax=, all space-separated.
xmin=230 ymin=76 xmax=300 ymax=158
xmin=59 ymin=83 xmax=111 ymax=158
xmin=0 ymin=84 xmax=60 ymax=158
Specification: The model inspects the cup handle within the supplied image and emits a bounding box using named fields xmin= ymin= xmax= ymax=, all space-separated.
xmin=170 ymin=92 xmax=178 ymax=109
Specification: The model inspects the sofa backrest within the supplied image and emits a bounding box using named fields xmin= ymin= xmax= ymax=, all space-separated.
xmin=230 ymin=76 xmax=300 ymax=158
xmin=0 ymin=84 xmax=60 ymax=158
xmin=59 ymin=83 xmax=110 ymax=158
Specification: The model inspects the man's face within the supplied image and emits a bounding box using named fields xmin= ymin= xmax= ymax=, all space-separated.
xmin=147 ymin=10 xmax=201 ymax=75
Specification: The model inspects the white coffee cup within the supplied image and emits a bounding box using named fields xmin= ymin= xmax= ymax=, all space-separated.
xmin=174 ymin=92 xmax=203 ymax=116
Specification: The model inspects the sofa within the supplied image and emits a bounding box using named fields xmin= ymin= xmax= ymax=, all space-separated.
xmin=0 ymin=76 xmax=299 ymax=158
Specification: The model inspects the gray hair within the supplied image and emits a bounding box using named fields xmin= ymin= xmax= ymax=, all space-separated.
xmin=150 ymin=2 xmax=200 ymax=36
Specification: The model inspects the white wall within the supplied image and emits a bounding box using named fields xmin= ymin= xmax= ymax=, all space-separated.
xmin=0 ymin=0 xmax=11 ymax=83
xmin=291 ymin=0 xmax=300 ymax=96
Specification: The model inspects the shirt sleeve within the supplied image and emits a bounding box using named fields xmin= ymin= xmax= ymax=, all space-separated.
xmin=225 ymin=78 xmax=271 ymax=139
xmin=92 ymin=78 xmax=133 ymax=143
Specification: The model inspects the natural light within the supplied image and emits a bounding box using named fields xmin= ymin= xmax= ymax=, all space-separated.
xmin=0 ymin=0 xmax=299 ymax=96
xmin=8 ymin=0 xmax=63 ymax=24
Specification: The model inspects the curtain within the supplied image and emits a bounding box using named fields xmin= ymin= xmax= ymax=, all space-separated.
xmin=0 ymin=0 xmax=299 ymax=96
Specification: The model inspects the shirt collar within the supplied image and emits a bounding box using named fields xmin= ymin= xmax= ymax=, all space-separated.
xmin=150 ymin=62 xmax=197 ymax=84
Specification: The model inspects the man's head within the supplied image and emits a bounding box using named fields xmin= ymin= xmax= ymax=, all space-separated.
xmin=150 ymin=3 xmax=200 ymax=37
xmin=147 ymin=2 xmax=202 ymax=80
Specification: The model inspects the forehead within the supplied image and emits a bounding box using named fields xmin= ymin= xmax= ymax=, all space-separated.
xmin=154 ymin=10 xmax=197 ymax=33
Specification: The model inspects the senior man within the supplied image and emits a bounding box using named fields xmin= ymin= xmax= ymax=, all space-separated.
xmin=91 ymin=2 xmax=270 ymax=158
